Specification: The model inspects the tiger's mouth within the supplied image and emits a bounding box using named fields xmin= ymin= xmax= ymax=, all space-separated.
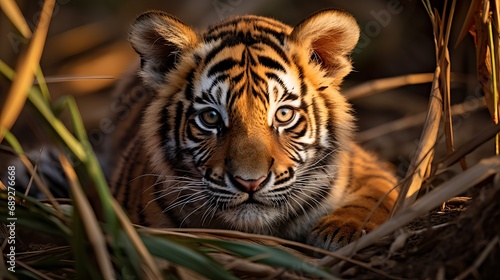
xmin=203 ymin=170 xmax=295 ymax=210
xmin=200 ymin=169 xmax=298 ymax=230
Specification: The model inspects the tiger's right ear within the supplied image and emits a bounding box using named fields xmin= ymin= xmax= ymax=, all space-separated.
xmin=290 ymin=9 xmax=359 ymax=82
xmin=129 ymin=11 xmax=198 ymax=88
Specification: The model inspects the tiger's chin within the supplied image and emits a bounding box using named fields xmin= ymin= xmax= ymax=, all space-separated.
xmin=216 ymin=203 xmax=283 ymax=234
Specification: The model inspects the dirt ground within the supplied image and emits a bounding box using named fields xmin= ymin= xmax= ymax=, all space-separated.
xmin=336 ymin=182 xmax=500 ymax=279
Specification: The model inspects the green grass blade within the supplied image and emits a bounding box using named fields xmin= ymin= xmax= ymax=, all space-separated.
xmin=117 ymin=230 xmax=142 ymax=278
xmin=0 ymin=59 xmax=87 ymax=163
xmin=1 ymin=129 xmax=25 ymax=154
xmin=62 ymin=155 xmax=115 ymax=279
xmin=197 ymin=239 xmax=335 ymax=279
xmin=63 ymin=96 xmax=117 ymax=230
xmin=142 ymin=235 xmax=238 ymax=280
xmin=0 ymin=192 xmax=71 ymax=237
xmin=71 ymin=201 xmax=103 ymax=280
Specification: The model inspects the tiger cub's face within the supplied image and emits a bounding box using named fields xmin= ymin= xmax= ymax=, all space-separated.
xmin=129 ymin=10 xmax=360 ymax=233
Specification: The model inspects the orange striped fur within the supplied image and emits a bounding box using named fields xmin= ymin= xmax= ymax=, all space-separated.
xmin=109 ymin=9 xmax=398 ymax=250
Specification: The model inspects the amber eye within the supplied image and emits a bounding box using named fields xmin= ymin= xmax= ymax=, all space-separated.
xmin=275 ymin=106 xmax=295 ymax=124
xmin=199 ymin=109 xmax=221 ymax=128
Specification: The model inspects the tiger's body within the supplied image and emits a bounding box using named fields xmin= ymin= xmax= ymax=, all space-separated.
xmin=109 ymin=9 xmax=398 ymax=251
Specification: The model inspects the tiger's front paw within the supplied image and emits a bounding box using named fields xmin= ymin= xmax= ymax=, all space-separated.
xmin=306 ymin=215 xmax=375 ymax=251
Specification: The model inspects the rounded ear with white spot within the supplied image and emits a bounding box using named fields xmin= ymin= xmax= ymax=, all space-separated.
xmin=291 ymin=9 xmax=360 ymax=81
xmin=129 ymin=11 xmax=199 ymax=88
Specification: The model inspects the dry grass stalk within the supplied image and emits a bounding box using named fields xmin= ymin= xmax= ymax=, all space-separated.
xmin=462 ymin=0 xmax=500 ymax=152
xmin=140 ymin=228 xmax=401 ymax=279
xmin=318 ymin=155 xmax=500 ymax=268
xmin=394 ymin=68 xmax=442 ymax=211
xmin=110 ymin=200 xmax=164 ymax=279
xmin=0 ymin=0 xmax=55 ymax=143
xmin=33 ymin=75 xmax=115 ymax=84
xmin=343 ymin=73 xmax=434 ymax=100
xmin=212 ymin=253 xmax=292 ymax=279
xmin=60 ymin=155 xmax=116 ymax=280
xmin=440 ymin=0 xmax=462 ymax=168
xmin=16 ymin=259 xmax=53 ymax=280
xmin=392 ymin=1 xmax=460 ymax=213
xmin=18 ymin=153 xmax=64 ymax=218
xmin=344 ymin=72 xmax=476 ymax=101
xmin=0 ymin=0 xmax=32 ymax=38
xmin=436 ymin=122 xmax=500 ymax=172
xmin=359 ymin=96 xmax=486 ymax=142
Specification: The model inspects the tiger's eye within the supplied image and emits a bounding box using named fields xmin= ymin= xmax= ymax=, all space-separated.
xmin=275 ymin=107 xmax=295 ymax=124
xmin=200 ymin=109 xmax=221 ymax=127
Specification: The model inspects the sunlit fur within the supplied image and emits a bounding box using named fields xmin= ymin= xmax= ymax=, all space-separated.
xmin=110 ymin=9 xmax=398 ymax=250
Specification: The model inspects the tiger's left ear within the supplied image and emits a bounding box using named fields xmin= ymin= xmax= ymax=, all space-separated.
xmin=291 ymin=9 xmax=360 ymax=81
xmin=129 ymin=11 xmax=199 ymax=88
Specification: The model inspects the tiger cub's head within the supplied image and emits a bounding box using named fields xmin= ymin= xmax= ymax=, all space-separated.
xmin=129 ymin=10 xmax=360 ymax=233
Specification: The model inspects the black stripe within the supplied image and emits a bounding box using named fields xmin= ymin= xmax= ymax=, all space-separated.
xmin=195 ymin=148 xmax=212 ymax=166
xmin=228 ymin=85 xmax=244 ymax=109
xmin=207 ymin=58 xmax=238 ymax=77
xmin=281 ymin=92 xmax=300 ymax=102
xmin=340 ymin=205 xmax=371 ymax=212
xmin=230 ymin=72 xmax=244 ymax=84
xmin=287 ymin=114 xmax=305 ymax=131
xmin=360 ymin=195 xmax=391 ymax=213
xmin=311 ymin=97 xmax=322 ymax=146
xmin=184 ymin=69 xmax=195 ymax=101
xmin=258 ymin=26 xmax=286 ymax=45
xmin=116 ymin=140 xmax=139 ymax=195
xmin=122 ymin=142 xmax=142 ymax=210
xmin=250 ymin=69 xmax=266 ymax=86
xmin=203 ymin=37 xmax=241 ymax=65
xmin=206 ymin=75 xmax=229 ymax=103
xmin=291 ymin=56 xmax=308 ymax=97
xmin=345 ymin=151 xmax=354 ymax=189
xmin=274 ymin=167 xmax=295 ymax=185
xmin=137 ymin=163 xmax=150 ymax=226
xmin=186 ymin=123 xmax=204 ymax=143
xmin=290 ymin=119 xmax=308 ymax=138
xmin=257 ymin=56 xmax=285 ymax=72
xmin=357 ymin=174 xmax=396 ymax=185
xmin=205 ymin=17 xmax=287 ymax=36
xmin=330 ymin=227 xmax=342 ymax=240
xmin=265 ymin=72 xmax=286 ymax=88
xmin=324 ymin=99 xmax=338 ymax=148
xmin=159 ymin=104 xmax=171 ymax=144
xmin=204 ymin=26 xmax=286 ymax=46
xmin=174 ymin=102 xmax=184 ymax=151
xmin=256 ymin=36 xmax=290 ymax=64
xmin=300 ymin=80 xmax=308 ymax=97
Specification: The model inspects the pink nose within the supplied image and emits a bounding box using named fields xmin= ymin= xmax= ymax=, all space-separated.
xmin=234 ymin=176 xmax=267 ymax=192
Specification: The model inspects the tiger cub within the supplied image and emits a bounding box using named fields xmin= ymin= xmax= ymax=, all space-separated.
xmin=110 ymin=9 xmax=398 ymax=251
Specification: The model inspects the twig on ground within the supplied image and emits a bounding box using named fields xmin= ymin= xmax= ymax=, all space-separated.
xmin=359 ymin=97 xmax=486 ymax=142
xmin=318 ymin=156 xmax=500 ymax=267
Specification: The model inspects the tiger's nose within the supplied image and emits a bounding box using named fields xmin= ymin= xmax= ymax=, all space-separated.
xmin=234 ymin=176 xmax=267 ymax=193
